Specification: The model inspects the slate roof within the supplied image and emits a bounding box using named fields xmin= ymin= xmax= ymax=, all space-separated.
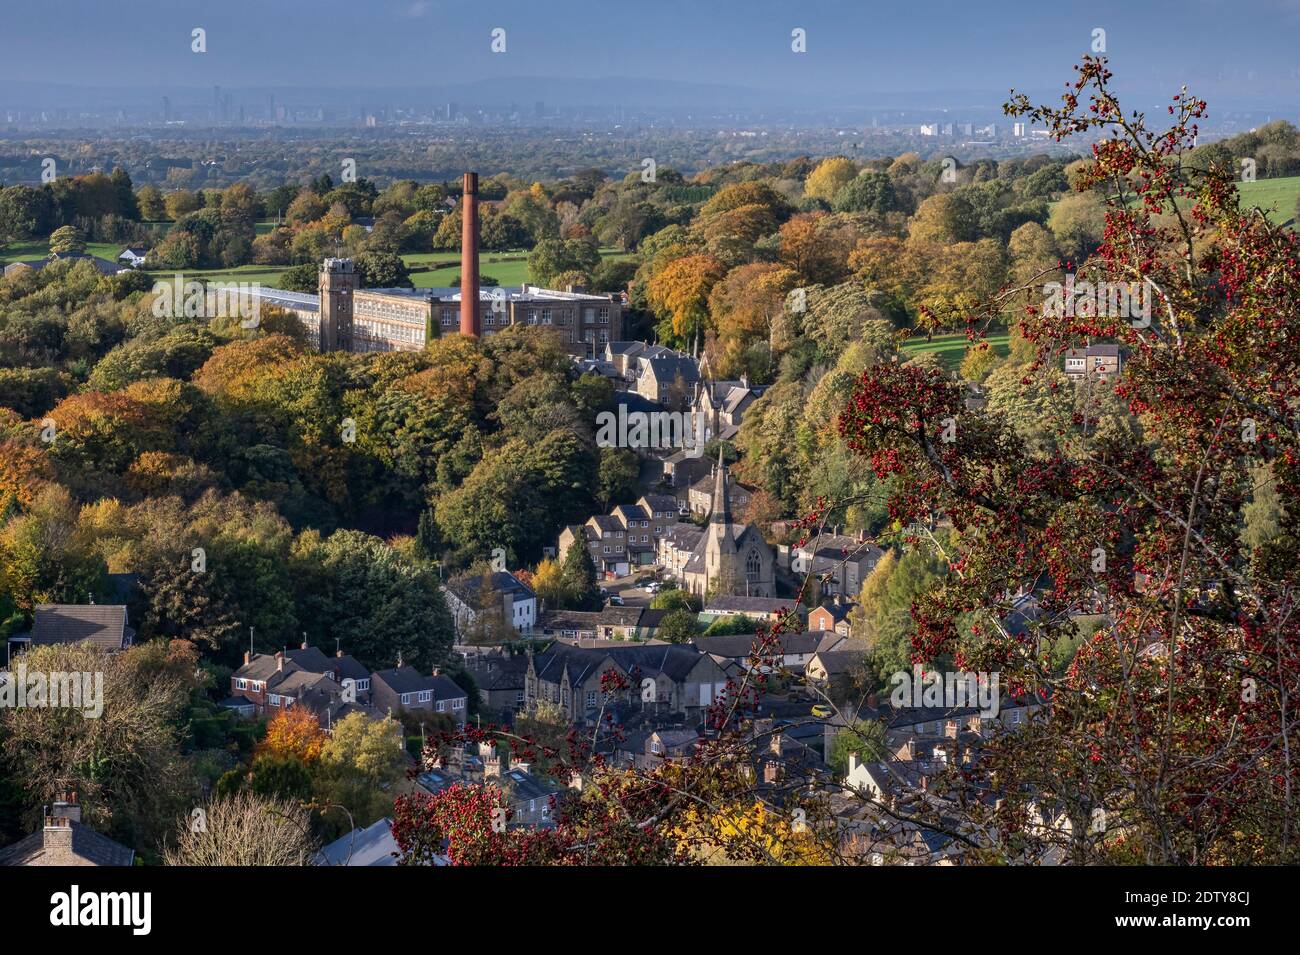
xmin=613 ymin=504 xmax=648 ymax=523
xmin=539 ymin=610 xmax=603 ymax=632
xmin=0 ymin=821 xmax=135 ymax=866
xmin=796 ymin=535 xmax=885 ymax=566
xmin=694 ymin=630 xmax=829 ymax=659
xmin=810 ymin=650 xmax=867 ymax=677
xmin=500 ymin=768 xmax=562 ymax=803
xmin=637 ymin=609 xmax=669 ymax=629
xmin=605 ymin=341 xmax=646 ymax=357
xmin=598 ymin=606 xmax=644 ymax=628
xmin=372 ymin=668 xmax=466 ymax=700
xmin=233 ymin=653 xmax=303 ymax=683
xmin=316 ymin=818 xmax=401 ymax=867
xmin=639 ymin=493 xmax=679 ymax=514
xmin=663 ymin=524 xmax=704 ymax=551
xmin=415 ymin=767 xmax=460 ymax=795
xmin=642 ymin=354 xmax=700 ymax=385
xmin=449 ymin=571 xmax=536 ymax=605
xmin=473 ymin=654 xmax=529 ymax=691
xmin=1001 ymin=593 xmax=1043 ymax=637
xmin=705 ymin=595 xmax=795 ymax=615
xmin=29 ymin=604 xmax=134 ymax=651
xmin=531 ymin=642 xmax=708 ymax=685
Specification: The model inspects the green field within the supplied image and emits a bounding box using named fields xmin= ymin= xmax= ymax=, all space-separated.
xmin=1103 ymin=175 xmax=1300 ymax=228
xmin=0 ymin=239 xmax=124 ymax=264
xmin=899 ymin=330 xmax=1011 ymax=369
xmin=1236 ymin=175 xmax=1300 ymax=227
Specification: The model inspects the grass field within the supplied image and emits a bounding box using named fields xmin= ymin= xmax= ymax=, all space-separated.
xmin=1099 ymin=175 xmax=1300 ymax=228
xmin=0 ymin=239 xmax=124 ymax=264
xmin=139 ymin=247 xmax=634 ymax=291
xmin=899 ymin=330 xmax=1011 ymax=369
xmin=1236 ymin=175 xmax=1300 ymax=227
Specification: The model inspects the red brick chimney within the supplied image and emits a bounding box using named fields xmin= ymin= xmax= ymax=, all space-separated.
xmin=459 ymin=172 xmax=480 ymax=338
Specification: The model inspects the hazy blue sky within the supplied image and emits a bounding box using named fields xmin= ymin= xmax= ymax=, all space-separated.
xmin=2 ymin=0 xmax=1298 ymax=106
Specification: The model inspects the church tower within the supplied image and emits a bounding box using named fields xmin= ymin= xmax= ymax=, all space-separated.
xmin=318 ymin=257 xmax=358 ymax=352
xmin=704 ymin=445 xmax=739 ymax=595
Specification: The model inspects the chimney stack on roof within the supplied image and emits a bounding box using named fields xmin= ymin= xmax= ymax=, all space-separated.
xmin=52 ymin=791 xmax=81 ymax=824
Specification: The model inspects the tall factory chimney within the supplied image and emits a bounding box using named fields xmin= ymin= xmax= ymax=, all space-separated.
xmin=459 ymin=171 xmax=480 ymax=337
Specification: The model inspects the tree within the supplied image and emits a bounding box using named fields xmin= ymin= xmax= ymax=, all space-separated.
xmin=291 ymin=529 xmax=454 ymax=671
xmin=959 ymin=343 xmax=999 ymax=383
xmin=657 ymin=608 xmax=699 ymax=643
xmin=824 ymin=57 xmax=1300 ymax=863
xmin=650 ymin=587 xmax=699 ymax=612
xmin=164 ymin=791 xmax=316 ymax=866
xmin=0 ymin=639 xmax=201 ymax=852
xmin=136 ymin=185 xmax=166 ymax=221
xmin=48 ymin=225 xmax=86 ymax=256
xmin=258 ymin=705 xmax=328 ymax=764
xmin=702 ymin=614 xmax=759 ymax=636
xmin=828 ymin=719 xmax=887 ymax=774
xmin=558 ymin=539 xmax=601 ymax=611
xmin=596 ymin=447 xmax=640 ymax=510
xmin=354 ymin=251 xmax=411 ymax=288
xmin=163 ymin=189 xmax=203 ymax=221
xmin=832 ymin=172 xmax=898 ymax=215
xmin=646 ymin=253 xmax=726 ymax=350
xmin=804 ymin=157 xmax=858 ymax=202
xmin=1046 ymin=191 xmax=1107 ymax=264
xmin=315 ymin=712 xmax=406 ymax=838
xmin=908 ymin=193 xmax=977 ymax=245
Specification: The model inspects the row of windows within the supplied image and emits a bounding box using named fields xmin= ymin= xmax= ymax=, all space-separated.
xmin=438 ymin=307 xmax=613 ymax=326
xmin=399 ymin=692 xmax=466 ymax=711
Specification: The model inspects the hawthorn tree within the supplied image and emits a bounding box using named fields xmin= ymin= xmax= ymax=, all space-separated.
xmin=830 ymin=56 xmax=1300 ymax=863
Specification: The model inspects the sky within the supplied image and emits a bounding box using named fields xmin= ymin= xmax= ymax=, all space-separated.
xmin=1 ymin=0 xmax=1298 ymax=110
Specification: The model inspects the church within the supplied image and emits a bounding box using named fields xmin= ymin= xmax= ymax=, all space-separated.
xmin=680 ymin=448 xmax=776 ymax=599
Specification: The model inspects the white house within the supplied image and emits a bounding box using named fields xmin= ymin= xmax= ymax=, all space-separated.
xmin=117 ymin=247 xmax=150 ymax=268
xmin=445 ymin=571 xmax=537 ymax=636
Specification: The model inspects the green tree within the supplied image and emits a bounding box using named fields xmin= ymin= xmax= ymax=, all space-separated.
xmin=658 ymin=608 xmax=700 ymax=643
xmin=559 ymin=539 xmax=601 ymax=611
xmin=48 ymin=225 xmax=86 ymax=256
xmin=828 ymin=719 xmax=887 ymax=774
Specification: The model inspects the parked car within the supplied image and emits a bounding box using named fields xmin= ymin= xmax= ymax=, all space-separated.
xmin=644 ymin=582 xmax=661 ymax=594
xmin=810 ymin=704 xmax=832 ymax=719
xmin=607 ymin=594 xmax=625 ymax=606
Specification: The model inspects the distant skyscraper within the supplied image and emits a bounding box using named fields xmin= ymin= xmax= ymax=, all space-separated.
xmin=162 ymin=96 xmax=171 ymax=123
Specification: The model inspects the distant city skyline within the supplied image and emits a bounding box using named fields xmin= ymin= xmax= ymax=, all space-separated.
xmin=1 ymin=0 xmax=1299 ymax=113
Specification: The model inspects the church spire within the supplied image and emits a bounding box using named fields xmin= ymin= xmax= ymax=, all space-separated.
xmin=710 ymin=444 xmax=735 ymax=547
